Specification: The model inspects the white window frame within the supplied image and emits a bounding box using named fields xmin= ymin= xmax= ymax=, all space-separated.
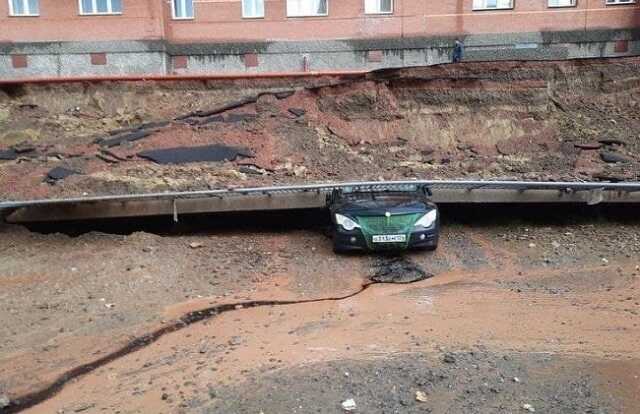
xmin=78 ymin=0 xmax=122 ymax=15
xmin=472 ymin=0 xmax=514 ymax=10
xmin=364 ymin=0 xmax=393 ymax=14
xmin=172 ymin=0 xmax=194 ymax=19
xmin=242 ymin=0 xmax=264 ymax=18
xmin=8 ymin=0 xmax=39 ymax=16
xmin=605 ymin=0 xmax=636 ymax=4
xmin=286 ymin=0 xmax=329 ymax=17
xmin=548 ymin=0 xmax=576 ymax=7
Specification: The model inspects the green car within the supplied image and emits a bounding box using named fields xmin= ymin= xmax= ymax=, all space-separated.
xmin=327 ymin=184 xmax=439 ymax=253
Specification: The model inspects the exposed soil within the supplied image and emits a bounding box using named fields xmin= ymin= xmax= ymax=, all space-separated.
xmin=1 ymin=57 xmax=640 ymax=201
xmin=1 ymin=208 xmax=639 ymax=413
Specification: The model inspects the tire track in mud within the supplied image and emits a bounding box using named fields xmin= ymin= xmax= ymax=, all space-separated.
xmin=5 ymin=256 xmax=430 ymax=413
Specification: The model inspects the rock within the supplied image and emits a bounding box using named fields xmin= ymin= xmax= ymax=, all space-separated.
xmin=341 ymin=398 xmax=357 ymax=411
xmin=45 ymin=166 xmax=81 ymax=184
xmin=602 ymin=258 xmax=609 ymax=265
xmin=513 ymin=377 xmax=521 ymax=383
xmin=12 ymin=141 xmax=36 ymax=154
xmin=0 ymin=148 xmax=18 ymax=160
xmin=0 ymin=395 xmax=10 ymax=408
xmin=73 ymin=403 xmax=95 ymax=412
xmin=189 ymin=242 xmax=204 ymax=249
xmin=142 ymin=246 xmax=154 ymax=253
xmin=288 ymin=108 xmax=306 ymax=117
xmin=292 ymin=165 xmax=307 ymax=177
xmin=551 ymin=241 xmax=561 ymax=249
xmin=574 ymin=142 xmax=601 ymax=150
xmin=496 ymin=140 xmax=520 ymax=156
xmin=598 ymin=138 xmax=625 ymax=146
xmin=600 ymin=151 xmax=631 ymax=163
xmin=528 ymin=243 xmax=536 ymax=248
xmin=522 ymin=403 xmax=536 ymax=412
xmin=443 ymin=353 xmax=456 ymax=364
xmin=274 ymin=90 xmax=295 ymax=99
xmin=415 ymin=390 xmax=428 ymax=402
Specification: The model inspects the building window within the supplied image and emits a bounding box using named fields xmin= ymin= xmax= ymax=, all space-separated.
xmin=9 ymin=0 xmax=39 ymax=16
xmin=79 ymin=0 xmax=122 ymax=15
xmin=286 ymin=0 xmax=328 ymax=17
xmin=365 ymin=0 xmax=392 ymax=14
xmin=548 ymin=0 xmax=576 ymax=6
xmin=472 ymin=0 xmax=513 ymax=10
xmin=242 ymin=0 xmax=264 ymax=18
xmin=605 ymin=0 xmax=636 ymax=4
xmin=172 ymin=0 xmax=194 ymax=19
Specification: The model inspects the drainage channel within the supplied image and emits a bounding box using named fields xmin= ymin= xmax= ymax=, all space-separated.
xmin=4 ymin=257 xmax=431 ymax=413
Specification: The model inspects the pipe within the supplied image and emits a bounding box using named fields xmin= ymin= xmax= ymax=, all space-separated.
xmin=0 ymin=69 xmax=369 ymax=86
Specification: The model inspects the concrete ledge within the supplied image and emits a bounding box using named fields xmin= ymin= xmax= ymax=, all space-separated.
xmin=1 ymin=29 xmax=639 ymax=79
xmin=6 ymin=188 xmax=640 ymax=223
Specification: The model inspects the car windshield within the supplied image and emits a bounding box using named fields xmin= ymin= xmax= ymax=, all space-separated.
xmin=342 ymin=193 xmax=421 ymax=209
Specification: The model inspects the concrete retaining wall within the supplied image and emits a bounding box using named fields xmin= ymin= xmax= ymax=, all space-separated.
xmin=1 ymin=29 xmax=638 ymax=79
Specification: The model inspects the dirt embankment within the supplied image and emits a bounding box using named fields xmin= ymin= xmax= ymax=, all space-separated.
xmin=1 ymin=57 xmax=639 ymax=201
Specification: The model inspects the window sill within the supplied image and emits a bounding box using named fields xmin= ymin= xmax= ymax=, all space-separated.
xmin=79 ymin=12 xmax=124 ymax=16
xmin=172 ymin=16 xmax=195 ymax=20
xmin=605 ymin=1 xmax=637 ymax=4
xmin=8 ymin=14 xmax=40 ymax=17
xmin=286 ymin=14 xmax=329 ymax=18
xmin=364 ymin=11 xmax=394 ymax=15
xmin=547 ymin=4 xmax=577 ymax=8
xmin=242 ymin=15 xmax=265 ymax=19
xmin=472 ymin=7 xmax=514 ymax=11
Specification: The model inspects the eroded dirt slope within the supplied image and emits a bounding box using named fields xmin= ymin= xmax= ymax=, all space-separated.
xmin=1 ymin=57 xmax=639 ymax=201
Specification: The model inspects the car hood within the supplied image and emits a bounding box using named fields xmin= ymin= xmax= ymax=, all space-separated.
xmin=338 ymin=201 xmax=431 ymax=217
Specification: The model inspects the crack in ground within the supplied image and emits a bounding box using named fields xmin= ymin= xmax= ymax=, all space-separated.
xmin=6 ymin=297 xmax=364 ymax=413
xmin=4 ymin=259 xmax=430 ymax=414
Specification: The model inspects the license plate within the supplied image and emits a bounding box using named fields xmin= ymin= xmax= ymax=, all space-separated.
xmin=372 ymin=234 xmax=406 ymax=243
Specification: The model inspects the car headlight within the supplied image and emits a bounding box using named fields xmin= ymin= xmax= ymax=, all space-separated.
xmin=335 ymin=214 xmax=360 ymax=231
xmin=415 ymin=210 xmax=438 ymax=228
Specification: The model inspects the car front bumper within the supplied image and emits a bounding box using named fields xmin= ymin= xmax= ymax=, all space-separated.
xmin=334 ymin=228 xmax=438 ymax=251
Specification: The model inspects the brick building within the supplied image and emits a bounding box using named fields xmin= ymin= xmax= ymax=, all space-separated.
xmin=1 ymin=0 xmax=639 ymax=78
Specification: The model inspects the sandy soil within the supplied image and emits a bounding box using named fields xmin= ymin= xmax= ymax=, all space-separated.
xmin=1 ymin=211 xmax=639 ymax=413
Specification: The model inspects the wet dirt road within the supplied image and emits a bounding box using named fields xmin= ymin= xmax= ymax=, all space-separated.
xmin=1 ymin=217 xmax=640 ymax=413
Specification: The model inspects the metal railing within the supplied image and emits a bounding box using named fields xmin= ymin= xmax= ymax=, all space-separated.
xmin=2 ymin=180 xmax=640 ymax=210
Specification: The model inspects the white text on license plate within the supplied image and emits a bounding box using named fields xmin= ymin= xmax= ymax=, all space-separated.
xmin=372 ymin=234 xmax=406 ymax=243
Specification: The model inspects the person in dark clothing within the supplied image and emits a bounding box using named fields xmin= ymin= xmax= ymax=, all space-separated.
xmin=452 ymin=39 xmax=464 ymax=63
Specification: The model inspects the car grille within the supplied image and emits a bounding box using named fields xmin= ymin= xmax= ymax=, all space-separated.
xmin=357 ymin=213 xmax=421 ymax=234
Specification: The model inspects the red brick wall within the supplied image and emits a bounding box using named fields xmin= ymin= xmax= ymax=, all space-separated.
xmin=1 ymin=0 xmax=638 ymax=44
xmin=165 ymin=0 xmax=640 ymax=42
xmin=0 ymin=0 xmax=164 ymax=42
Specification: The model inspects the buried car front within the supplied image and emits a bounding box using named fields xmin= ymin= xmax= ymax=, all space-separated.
xmin=328 ymin=185 xmax=439 ymax=252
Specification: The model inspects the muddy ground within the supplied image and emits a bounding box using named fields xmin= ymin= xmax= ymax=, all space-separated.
xmin=1 ymin=57 xmax=640 ymax=201
xmin=1 ymin=207 xmax=639 ymax=413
